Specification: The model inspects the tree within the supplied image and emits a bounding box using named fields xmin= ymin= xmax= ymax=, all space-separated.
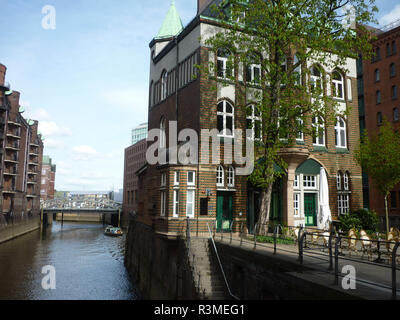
xmin=201 ymin=0 xmax=377 ymax=234
xmin=354 ymin=119 xmax=400 ymax=235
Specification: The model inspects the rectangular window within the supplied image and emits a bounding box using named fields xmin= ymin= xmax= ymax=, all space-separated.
xmin=173 ymin=190 xmax=179 ymax=217
xmin=161 ymin=173 xmax=166 ymax=187
xmin=303 ymin=175 xmax=316 ymax=189
xmin=161 ymin=191 xmax=166 ymax=216
xmin=338 ymin=194 xmax=350 ymax=215
xmin=186 ymin=190 xmax=195 ymax=218
xmin=294 ymin=175 xmax=300 ymax=189
xmin=294 ymin=193 xmax=300 ymax=217
xmin=187 ymin=171 xmax=195 ymax=186
xmin=174 ymin=172 xmax=180 ymax=186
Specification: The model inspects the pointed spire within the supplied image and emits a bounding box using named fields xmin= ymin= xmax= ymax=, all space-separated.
xmin=155 ymin=0 xmax=184 ymax=40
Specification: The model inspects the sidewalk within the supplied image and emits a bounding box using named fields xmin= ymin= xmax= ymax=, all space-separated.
xmin=213 ymin=234 xmax=400 ymax=300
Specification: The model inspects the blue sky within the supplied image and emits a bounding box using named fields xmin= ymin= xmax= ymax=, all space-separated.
xmin=0 ymin=0 xmax=398 ymax=192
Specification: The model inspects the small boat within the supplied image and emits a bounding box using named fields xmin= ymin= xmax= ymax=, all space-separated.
xmin=104 ymin=226 xmax=123 ymax=237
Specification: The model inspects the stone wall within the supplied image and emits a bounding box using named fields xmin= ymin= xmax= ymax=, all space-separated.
xmin=124 ymin=219 xmax=198 ymax=299
xmin=0 ymin=215 xmax=40 ymax=244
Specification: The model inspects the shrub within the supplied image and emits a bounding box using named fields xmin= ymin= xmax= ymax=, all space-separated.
xmin=338 ymin=209 xmax=379 ymax=234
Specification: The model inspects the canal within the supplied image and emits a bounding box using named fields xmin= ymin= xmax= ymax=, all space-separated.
xmin=0 ymin=221 xmax=138 ymax=300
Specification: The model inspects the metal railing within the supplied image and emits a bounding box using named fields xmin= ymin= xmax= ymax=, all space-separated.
xmin=206 ymin=222 xmax=239 ymax=300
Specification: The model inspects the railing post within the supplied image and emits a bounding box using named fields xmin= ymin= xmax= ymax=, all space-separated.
xmin=254 ymin=223 xmax=258 ymax=250
xmin=230 ymin=221 xmax=233 ymax=244
xmin=240 ymin=222 xmax=243 ymax=246
xmin=375 ymin=235 xmax=383 ymax=263
xmin=273 ymin=224 xmax=278 ymax=255
xmin=334 ymin=235 xmax=342 ymax=286
xmin=298 ymin=232 xmax=307 ymax=266
xmin=392 ymin=242 xmax=400 ymax=299
xmin=328 ymin=230 xmax=334 ymax=271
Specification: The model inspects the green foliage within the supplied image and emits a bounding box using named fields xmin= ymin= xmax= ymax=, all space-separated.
xmin=354 ymin=119 xmax=400 ymax=197
xmin=338 ymin=209 xmax=379 ymax=233
xmin=252 ymin=235 xmax=296 ymax=245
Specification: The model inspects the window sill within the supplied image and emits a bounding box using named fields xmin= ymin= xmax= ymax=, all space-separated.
xmin=336 ymin=147 xmax=349 ymax=154
xmin=313 ymin=146 xmax=328 ymax=153
xmin=296 ymin=140 xmax=305 ymax=145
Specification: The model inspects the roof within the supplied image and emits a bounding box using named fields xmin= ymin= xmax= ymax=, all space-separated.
xmin=155 ymin=0 xmax=184 ymax=40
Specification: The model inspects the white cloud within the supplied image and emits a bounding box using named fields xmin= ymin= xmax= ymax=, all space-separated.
xmin=44 ymin=138 xmax=65 ymax=149
xmin=380 ymin=5 xmax=400 ymax=26
xmin=72 ymin=145 xmax=98 ymax=161
xmin=23 ymin=107 xmax=51 ymax=121
xmin=39 ymin=121 xmax=72 ymax=137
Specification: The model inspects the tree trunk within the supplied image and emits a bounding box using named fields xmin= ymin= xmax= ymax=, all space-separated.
xmin=256 ymin=183 xmax=273 ymax=236
xmin=384 ymin=194 xmax=390 ymax=237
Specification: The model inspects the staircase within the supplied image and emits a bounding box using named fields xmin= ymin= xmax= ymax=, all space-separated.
xmin=189 ymin=237 xmax=228 ymax=300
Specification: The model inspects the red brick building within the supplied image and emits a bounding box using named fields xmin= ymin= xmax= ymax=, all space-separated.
xmin=40 ymin=155 xmax=56 ymax=201
xmin=360 ymin=22 xmax=400 ymax=228
xmin=135 ymin=0 xmax=363 ymax=236
xmin=122 ymin=138 xmax=147 ymax=227
xmin=0 ymin=63 xmax=44 ymax=237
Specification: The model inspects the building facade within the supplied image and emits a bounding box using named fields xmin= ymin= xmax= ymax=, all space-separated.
xmin=359 ymin=21 xmax=400 ymax=228
xmin=122 ymin=138 xmax=147 ymax=227
xmin=135 ymin=0 xmax=363 ymax=236
xmin=40 ymin=155 xmax=56 ymax=201
xmin=0 ymin=63 xmax=44 ymax=242
xmin=131 ymin=123 xmax=148 ymax=145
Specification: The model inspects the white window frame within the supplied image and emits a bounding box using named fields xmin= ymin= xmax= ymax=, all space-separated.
xmin=338 ymin=194 xmax=350 ymax=215
xmin=161 ymin=173 xmax=166 ymax=187
xmin=187 ymin=171 xmax=195 ymax=186
xmin=332 ymin=70 xmax=344 ymax=99
xmin=217 ymin=49 xmax=233 ymax=80
xmin=217 ymin=100 xmax=234 ymax=137
xmin=216 ymin=166 xmax=224 ymax=187
xmin=294 ymin=193 xmax=301 ymax=217
xmin=160 ymin=117 xmax=166 ymax=148
xmin=161 ymin=191 xmax=166 ymax=217
xmin=246 ymin=104 xmax=262 ymax=140
xmin=343 ymin=172 xmax=349 ymax=191
xmin=174 ymin=171 xmax=180 ymax=186
xmin=312 ymin=116 xmax=325 ymax=146
xmin=335 ymin=117 xmax=347 ymax=148
xmin=336 ymin=172 xmax=342 ymax=190
xmin=186 ymin=189 xmax=195 ymax=218
xmin=294 ymin=54 xmax=302 ymax=85
xmin=294 ymin=175 xmax=300 ymax=189
xmin=310 ymin=66 xmax=323 ymax=96
xmin=246 ymin=63 xmax=261 ymax=84
xmin=227 ymin=166 xmax=235 ymax=187
xmin=303 ymin=175 xmax=317 ymax=189
xmin=173 ymin=190 xmax=179 ymax=218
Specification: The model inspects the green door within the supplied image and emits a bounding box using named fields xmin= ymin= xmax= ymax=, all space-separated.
xmin=304 ymin=194 xmax=317 ymax=227
xmin=217 ymin=192 xmax=233 ymax=232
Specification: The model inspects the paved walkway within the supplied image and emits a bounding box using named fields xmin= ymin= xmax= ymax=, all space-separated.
xmin=212 ymin=234 xmax=400 ymax=300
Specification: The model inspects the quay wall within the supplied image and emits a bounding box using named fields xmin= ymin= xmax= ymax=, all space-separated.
xmin=0 ymin=216 xmax=40 ymax=244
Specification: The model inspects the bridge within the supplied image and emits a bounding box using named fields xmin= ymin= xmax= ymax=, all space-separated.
xmin=41 ymin=198 xmax=122 ymax=226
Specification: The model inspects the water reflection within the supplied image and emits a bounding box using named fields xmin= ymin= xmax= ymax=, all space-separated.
xmin=0 ymin=222 xmax=138 ymax=300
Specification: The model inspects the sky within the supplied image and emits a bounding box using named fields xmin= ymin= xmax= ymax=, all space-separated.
xmin=0 ymin=0 xmax=398 ymax=192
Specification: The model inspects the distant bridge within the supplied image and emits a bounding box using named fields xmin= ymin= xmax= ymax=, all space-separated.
xmin=41 ymin=198 xmax=122 ymax=226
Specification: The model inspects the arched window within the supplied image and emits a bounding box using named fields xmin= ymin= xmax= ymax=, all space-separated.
xmin=390 ymin=63 xmax=396 ymax=77
xmin=160 ymin=117 xmax=166 ymax=148
xmin=393 ymin=41 xmax=397 ymax=54
xmin=161 ymin=70 xmax=168 ymax=100
xmin=227 ymin=166 xmax=235 ymax=187
xmin=393 ymin=108 xmax=399 ymax=122
xmin=217 ymin=100 xmax=234 ymax=137
xmin=312 ymin=116 xmax=325 ymax=146
xmin=375 ymin=69 xmax=380 ymax=82
xmin=246 ymin=53 xmax=261 ymax=84
xmin=377 ymin=112 xmax=382 ymax=126
xmin=343 ymin=172 xmax=349 ymax=191
xmin=246 ymin=104 xmax=262 ymax=139
xmin=335 ymin=117 xmax=347 ymax=148
xmin=217 ymin=49 xmax=233 ymax=79
xmin=376 ymin=90 xmax=381 ymax=104
xmin=216 ymin=166 xmax=224 ymax=187
xmin=332 ymin=70 xmax=344 ymax=99
xmin=310 ymin=65 xmax=323 ymax=95
xmin=336 ymin=171 xmax=342 ymax=190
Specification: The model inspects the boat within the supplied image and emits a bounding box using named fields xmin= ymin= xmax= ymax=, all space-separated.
xmin=104 ymin=226 xmax=123 ymax=237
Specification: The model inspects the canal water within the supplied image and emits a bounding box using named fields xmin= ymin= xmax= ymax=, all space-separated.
xmin=0 ymin=221 xmax=138 ymax=300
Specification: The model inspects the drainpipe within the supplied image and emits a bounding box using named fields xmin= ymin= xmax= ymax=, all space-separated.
xmin=175 ymin=36 xmax=179 ymax=121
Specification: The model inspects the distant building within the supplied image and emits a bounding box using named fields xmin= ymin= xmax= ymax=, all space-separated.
xmin=358 ymin=20 xmax=400 ymax=228
xmin=131 ymin=123 xmax=148 ymax=145
xmin=40 ymin=155 xmax=56 ymax=201
xmin=122 ymin=138 xmax=147 ymax=227
xmin=0 ymin=63 xmax=44 ymax=243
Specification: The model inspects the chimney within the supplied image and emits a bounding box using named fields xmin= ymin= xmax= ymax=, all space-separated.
xmin=197 ymin=0 xmax=213 ymax=15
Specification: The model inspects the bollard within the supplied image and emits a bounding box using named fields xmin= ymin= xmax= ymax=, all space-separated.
xmin=334 ymin=235 xmax=342 ymax=286
xmin=328 ymin=230 xmax=334 ymax=271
